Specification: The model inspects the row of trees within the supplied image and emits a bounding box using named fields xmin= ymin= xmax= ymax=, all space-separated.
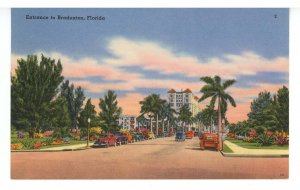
xmin=229 ymin=86 xmax=289 ymax=136
xmin=11 ymin=55 xmax=123 ymax=138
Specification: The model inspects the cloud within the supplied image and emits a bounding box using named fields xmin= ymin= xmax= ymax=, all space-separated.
xmin=11 ymin=37 xmax=288 ymax=122
xmin=105 ymin=37 xmax=288 ymax=78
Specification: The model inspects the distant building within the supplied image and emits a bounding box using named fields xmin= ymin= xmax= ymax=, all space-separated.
xmin=167 ymin=88 xmax=201 ymax=117
xmin=118 ymin=115 xmax=137 ymax=130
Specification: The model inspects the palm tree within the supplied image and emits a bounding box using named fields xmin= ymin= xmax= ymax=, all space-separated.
xmin=199 ymin=76 xmax=236 ymax=150
xmin=178 ymin=104 xmax=193 ymax=132
xmin=165 ymin=103 xmax=176 ymax=133
xmin=140 ymin=94 xmax=165 ymax=136
xmin=160 ymin=102 xmax=176 ymax=133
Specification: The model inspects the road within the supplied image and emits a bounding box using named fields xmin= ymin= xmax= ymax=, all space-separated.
xmin=11 ymin=137 xmax=288 ymax=179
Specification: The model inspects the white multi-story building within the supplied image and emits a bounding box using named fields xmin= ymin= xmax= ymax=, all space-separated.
xmin=167 ymin=88 xmax=201 ymax=117
xmin=118 ymin=115 xmax=136 ymax=130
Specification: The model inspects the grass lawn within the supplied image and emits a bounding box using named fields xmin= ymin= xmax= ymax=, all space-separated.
xmin=223 ymin=144 xmax=234 ymax=153
xmin=226 ymin=138 xmax=289 ymax=150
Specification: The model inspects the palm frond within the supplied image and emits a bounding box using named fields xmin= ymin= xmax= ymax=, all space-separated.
xmin=200 ymin=76 xmax=214 ymax=85
xmin=224 ymin=93 xmax=236 ymax=107
xmin=198 ymin=92 xmax=215 ymax=102
xmin=223 ymin=79 xmax=236 ymax=90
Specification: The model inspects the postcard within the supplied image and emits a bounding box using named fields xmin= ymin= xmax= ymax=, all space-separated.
xmin=11 ymin=8 xmax=289 ymax=179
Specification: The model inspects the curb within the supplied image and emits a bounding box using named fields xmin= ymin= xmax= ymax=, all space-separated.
xmin=11 ymin=146 xmax=91 ymax=152
xmin=220 ymin=151 xmax=289 ymax=158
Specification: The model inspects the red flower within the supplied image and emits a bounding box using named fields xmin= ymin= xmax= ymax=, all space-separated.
xmin=248 ymin=130 xmax=257 ymax=136
xmin=265 ymin=130 xmax=273 ymax=136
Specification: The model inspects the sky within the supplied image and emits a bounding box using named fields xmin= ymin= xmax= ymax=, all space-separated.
xmin=11 ymin=8 xmax=289 ymax=123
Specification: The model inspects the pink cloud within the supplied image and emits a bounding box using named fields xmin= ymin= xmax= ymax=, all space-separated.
xmin=105 ymin=38 xmax=288 ymax=78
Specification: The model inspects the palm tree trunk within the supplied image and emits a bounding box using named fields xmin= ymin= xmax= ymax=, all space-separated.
xmin=150 ymin=117 xmax=153 ymax=132
xmin=218 ymin=96 xmax=222 ymax=151
xmin=210 ymin=115 xmax=213 ymax=133
xmin=162 ymin=119 xmax=165 ymax=132
xmin=156 ymin=114 xmax=159 ymax=136
xmin=167 ymin=120 xmax=170 ymax=133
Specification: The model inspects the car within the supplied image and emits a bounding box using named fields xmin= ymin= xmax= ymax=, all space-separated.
xmin=92 ymin=134 xmax=118 ymax=148
xmin=113 ymin=132 xmax=129 ymax=145
xmin=148 ymin=132 xmax=156 ymax=139
xmin=185 ymin=131 xmax=194 ymax=139
xmin=135 ymin=132 xmax=144 ymax=141
xmin=175 ymin=132 xmax=186 ymax=141
xmin=199 ymin=133 xmax=219 ymax=150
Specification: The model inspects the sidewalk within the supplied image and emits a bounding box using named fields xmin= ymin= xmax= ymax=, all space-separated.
xmin=40 ymin=143 xmax=90 ymax=151
xmin=222 ymin=140 xmax=289 ymax=157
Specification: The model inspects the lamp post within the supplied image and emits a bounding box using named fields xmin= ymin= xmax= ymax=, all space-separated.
xmin=87 ymin=117 xmax=91 ymax=147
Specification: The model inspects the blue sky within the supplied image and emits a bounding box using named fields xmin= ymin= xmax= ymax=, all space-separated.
xmin=11 ymin=8 xmax=289 ymax=122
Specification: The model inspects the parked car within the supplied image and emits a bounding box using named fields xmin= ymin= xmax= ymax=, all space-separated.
xmin=185 ymin=131 xmax=194 ymax=139
xmin=199 ymin=133 xmax=219 ymax=150
xmin=92 ymin=134 xmax=118 ymax=148
xmin=175 ymin=132 xmax=186 ymax=141
xmin=122 ymin=132 xmax=133 ymax=143
xmin=112 ymin=132 xmax=128 ymax=145
xmin=148 ymin=132 xmax=156 ymax=139
xmin=135 ymin=132 xmax=144 ymax=141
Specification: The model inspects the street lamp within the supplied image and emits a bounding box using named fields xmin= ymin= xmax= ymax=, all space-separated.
xmin=87 ymin=117 xmax=91 ymax=147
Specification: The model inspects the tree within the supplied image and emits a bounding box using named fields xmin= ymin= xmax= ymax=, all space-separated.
xmin=61 ymin=80 xmax=85 ymax=129
xmin=276 ymin=86 xmax=289 ymax=132
xmin=164 ymin=103 xmax=177 ymax=133
xmin=98 ymin=90 xmax=122 ymax=133
xmin=11 ymin=55 xmax=64 ymax=138
xmin=49 ymin=96 xmax=71 ymax=138
xmin=199 ymin=75 xmax=236 ymax=150
xmin=139 ymin=94 xmax=165 ymax=136
xmin=178 ymin=104 xmax=193 ymax=132
xmin=78 ymin=98 xmax=98 ymax=130
xmin=248 ymin=91 xmax=278 ymax=134
xmin=197 ymin=106 xmax=218 ymax=133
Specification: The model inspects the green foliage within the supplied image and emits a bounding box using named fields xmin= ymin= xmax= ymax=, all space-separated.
xmin=276 ymin=86 xmax=289 ymax=132
xmin=199 ymin=75 xmax=236 ymax=134
xmin=43 ymin=137 xmax=54 ymax=146
xmin=53 ymin=127 xmax=69 ymax=139
xmin=19 ymin=138 xmax=37 ymax=149
xmin=256 ymin=133 xmax=276 ymax=146
xmin=247 ymin=91 xmax=279 ymax=134
xmin=78 ymin=98 xmax=98 ymax=129
xmin=61 ymin=80 xmax=85 ymax=129
xmin=99 ymin=90 xmax=122 ymax=133
xmin=178 ymin=104 xmax=193 ymax=130
xmin=11 ymin=54 xmax=64 ymax=138
xmin=139 ymin=94 xmax=166 ymax=134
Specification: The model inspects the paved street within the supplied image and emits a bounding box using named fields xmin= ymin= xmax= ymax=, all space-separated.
xmin=11 ymin=137 xmax=288 ymax=179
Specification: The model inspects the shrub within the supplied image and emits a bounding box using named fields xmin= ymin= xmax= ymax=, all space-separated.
xmin=51 ymin=138 xmax=64 ymax=145
xmin=277 ymin=137 xmax=289 ymax=145
xmin=33 ymin=141 xmax=44 ymax=149
xmin=11 ymin=143 xmax=23 ymax=150
xmin=90 ymin=127 xmax=103 ymax=135
xmin=43 ymin=137 xmax=54 ymax=145
xmin=43 ymin=131 xmax=53 ymax=137
xmin=243 ymin=136 xmax=255 ymax=143
xmin=34 ymin=133 xmax=44 ymax=138
xmin=119 ymin=128 xmax=130 ymax=134
xmin=227 ymin=133 xmax=235 ymax=138
xmin=248 ymin=130 xmax=257 ymax=137
xmin=19 ymin=138 xmax=37 ymax=149
xmin=17 ymin=131 xmax=25 ymax=139
xmin=256 ymin=132 xmax=276 ymax=146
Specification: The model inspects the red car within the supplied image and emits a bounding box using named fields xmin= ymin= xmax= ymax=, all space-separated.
xmin=92 ymin=134 xmax=118 ymax=148
xmin=199 ymin=133 xmax=219 ymax=150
